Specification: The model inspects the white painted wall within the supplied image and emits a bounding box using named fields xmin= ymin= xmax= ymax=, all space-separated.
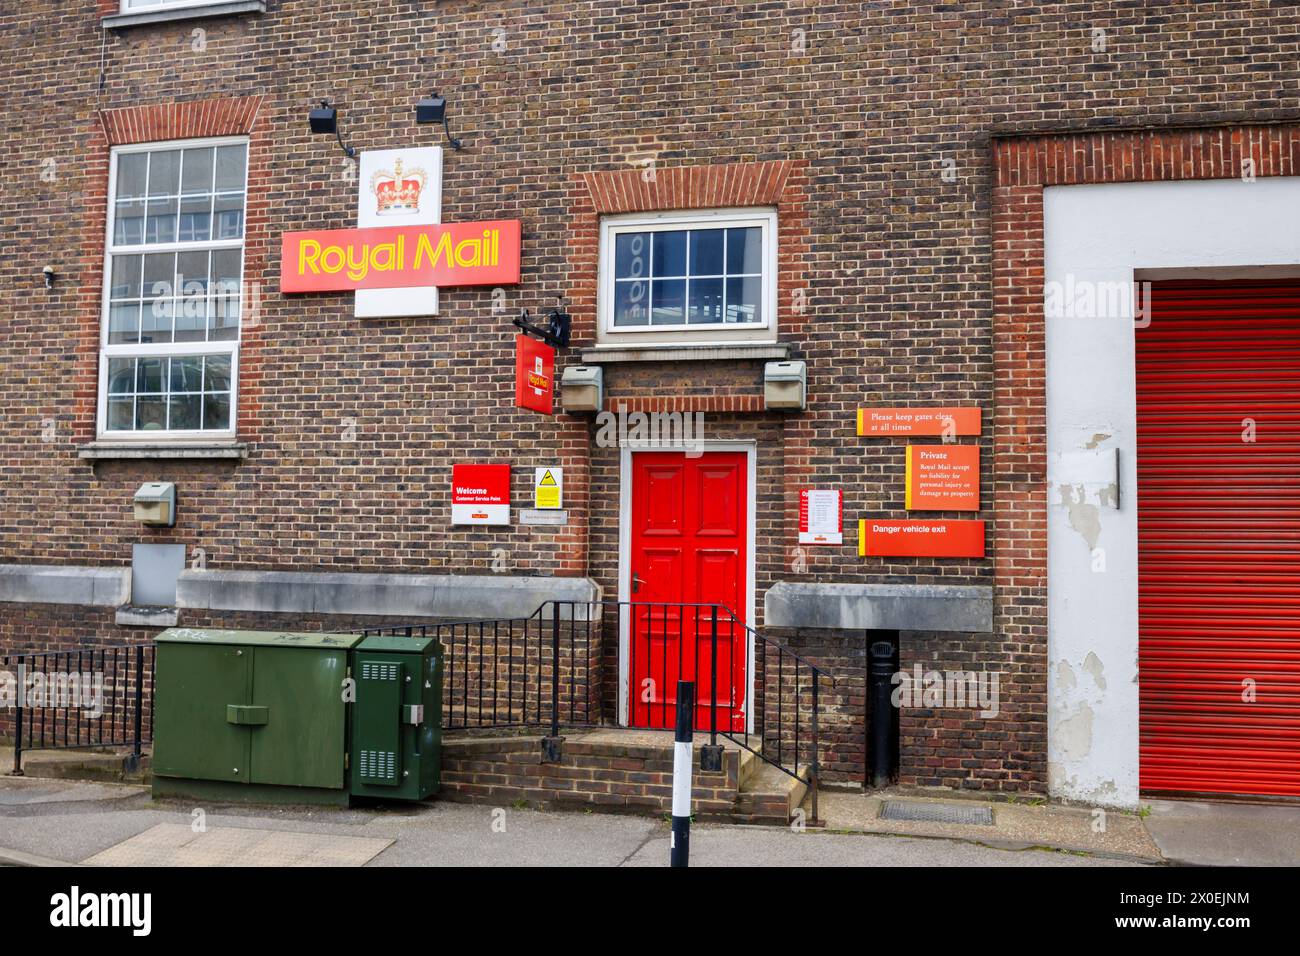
xmin=1043 ymin=176 xmax=1300 ymax=807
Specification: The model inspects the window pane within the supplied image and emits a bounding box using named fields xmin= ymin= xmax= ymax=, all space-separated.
xmin=142 ymin=253 xmax=174 ymax=343
xmin=651 ymin=279 xmax=685 ymax=325
xmin=213 ymin=192 xmax=245 ymax=240
xmin=178 ymin=194 xmax=212 ymax=242
xmin=203 ymin=393 xmax=231 ymax=431
xmin=613 ymin=280 xmax=649 ymax=327
xmin=180 ymin=147 xmax=214 ymax=194
xmin=175 ymin=250 xmax=210 ymax=340
xmin=169 ymin=356 xmax=203 ymax=392
xmin=210 ymin=249 xmax=242 ymax=336
xmin=689 ymin=229 xmax=725 ymax=275
xmin=614 ymin=232 xmax=649 ymax=280
xmin=168 ymin=394 xmax=202 ymax=431
xmin=135 ymin=396 xmax=167 ymax=431
xmin=726 ymin=227 xmax=763 ymax=274
xmin=116 ymin=153 xmax=148 ymax=200
xmin=144 ymin=195 xmax=178 ymax=244
xmin=108 ymin=303 xmax=141 ymax=344
xmin=107 ymin=398 xmax=134 ymax=431
xmin=725 ymin=276 xmax=762 ymax=324
xmin=204 ymin=355 xmax=232 ymax=392
xmin=110 ymin=255 xmax=142 ymax=300
xmin=136 ymin=358 xmax=165 ymax=393
xmin=688 ymin=277 xmax=724 ymax=324
xmin=107 ymin=359 xmax=135 ymax=395
xmin=147 ymin=150 xmax=180 ymax=196
xmin=214 ymin=145 xmax=247 ymax=191
xmin=652 ymin=231 xmax=686 ymax=277
xmin=114 ymin=200 xmax=145 ymax=245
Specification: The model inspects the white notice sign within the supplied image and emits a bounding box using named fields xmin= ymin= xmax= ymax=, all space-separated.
xmin=798 ymin=489 xmax=843 ymax=545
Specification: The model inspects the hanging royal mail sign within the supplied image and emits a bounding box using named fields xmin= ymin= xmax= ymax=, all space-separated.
xmin=451 ymin=463 xmax=511 ymax=526
xmin=515 ymin=334 xmax=554 ymax=415
xmin=281 ymin=219 xmax=521 ymax=293
xmin=356 ymin=147 xmax=442 ymax=318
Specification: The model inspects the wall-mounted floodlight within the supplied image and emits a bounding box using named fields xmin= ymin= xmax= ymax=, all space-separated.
xmin=415 ymin=91 xmax=463 ymax=150
xmin=309 ymin=100 xmax=356 ymax=157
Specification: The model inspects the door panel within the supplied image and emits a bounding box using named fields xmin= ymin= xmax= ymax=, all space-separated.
xmin=629 ymin=451 xmax=748 ymax=730
xmin=152 ymin=643 xmax=250 ymax=782
xmin=248 ymin=647 xmax=350 ymax=790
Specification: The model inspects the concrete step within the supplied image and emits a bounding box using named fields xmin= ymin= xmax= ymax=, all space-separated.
xmin=3 ymin=746 xmax=150 ymax=784
xmin=734 ymin=761 xmax=809 ymax=825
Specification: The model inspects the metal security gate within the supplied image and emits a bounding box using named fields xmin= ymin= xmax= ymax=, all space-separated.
xmin=1137 ymin=279 xmax=1300 ymax=797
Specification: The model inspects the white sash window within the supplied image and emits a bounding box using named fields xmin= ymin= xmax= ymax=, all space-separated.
xmin=99 ymin=138 xmax=247 ymax=439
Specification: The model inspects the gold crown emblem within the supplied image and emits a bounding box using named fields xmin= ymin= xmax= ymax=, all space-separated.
xmin=370 ymin=157 xmax=427 ymax=215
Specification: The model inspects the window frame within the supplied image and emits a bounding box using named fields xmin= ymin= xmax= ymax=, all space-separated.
xmin=98 ymin=135 xmax=248 ymax=443
xmin=597 ymin=207 xmax=778 ymax=340
xmin=120 ymin=0 xmax=213 ymax=12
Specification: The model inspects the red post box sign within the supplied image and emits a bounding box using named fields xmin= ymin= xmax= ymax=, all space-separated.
xmin=515 ymin=335 xmax=554 ymax=415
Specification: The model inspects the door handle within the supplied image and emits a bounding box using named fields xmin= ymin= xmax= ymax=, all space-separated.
xmin=632 ymin=573 xmax=644 ymax=594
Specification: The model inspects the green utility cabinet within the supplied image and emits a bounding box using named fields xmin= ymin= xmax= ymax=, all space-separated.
xmin=349 ymin=634 xmax=443 ymax=801
xmin=152 ymin=629 xmax=361 ymax=805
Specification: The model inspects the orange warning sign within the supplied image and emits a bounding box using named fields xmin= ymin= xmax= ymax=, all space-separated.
xmin=904 ymin=445 xmax=980 ymax=511
xmin=857 ymin=407 xmax=981 ymax=437
xmin=859 ymin=519 xmax=986 ymax=558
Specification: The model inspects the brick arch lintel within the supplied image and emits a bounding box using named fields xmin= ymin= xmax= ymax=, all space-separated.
xmin=98 ymin=95 xmax=265 ymax=146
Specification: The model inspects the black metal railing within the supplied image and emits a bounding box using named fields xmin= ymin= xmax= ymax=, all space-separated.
xmin=2 ymin=644 xmax=154 ymax=776
xmin=363 ymin=599 xmax=833 ymax=815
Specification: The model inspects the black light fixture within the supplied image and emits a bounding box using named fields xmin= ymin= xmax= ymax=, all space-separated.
xmin=308 ymin=99 xmax=356 ymax=157
xmin=415 ymin=91 xmax=463 ymax=150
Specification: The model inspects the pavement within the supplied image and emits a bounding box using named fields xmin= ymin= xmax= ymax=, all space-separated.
xmin=1142 ymin=798 xmax=1300 ymax=867
xmin=0 ymin=776 xmax=1137 ymax=867
xmin=3 ymin=750 xmax=1297 ymax=867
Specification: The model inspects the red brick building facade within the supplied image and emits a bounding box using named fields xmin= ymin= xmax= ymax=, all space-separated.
xmin=2 ymin=1 xmax=1298 ymax=805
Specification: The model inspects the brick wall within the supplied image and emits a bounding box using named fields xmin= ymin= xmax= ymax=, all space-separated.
xmin=440 ymin=733 xmax=745 ymax=819
xmin=2 ymin=2 xmax=1298 ymax=795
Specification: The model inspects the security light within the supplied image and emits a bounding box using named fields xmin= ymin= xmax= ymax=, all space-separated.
xmin=308 ymin=100 xmax=356 ymax=157
xmin=415 ymin=91 xmax=463 ymax=150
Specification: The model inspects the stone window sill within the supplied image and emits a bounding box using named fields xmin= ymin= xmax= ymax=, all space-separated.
xmin=102 ymin=0 xmax=266 ymax=30
xmin=78 ymin=442 xmax=249 ymax=461
xmin=579 ymin=343 xmax=790 ymax=364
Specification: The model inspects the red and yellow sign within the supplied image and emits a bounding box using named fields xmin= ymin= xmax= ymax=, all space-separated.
xmin=904 ymin=444 xmax=980 ymax=511
xmin=515 ymin=334 xmax=554 ymax=415
xmin=859 ymin=519 xmax=985 ymax=558
xmin=858 ymin=407 xmax=981 ymax=437
xmin=280 ymin=220 xmax=522 ymax=292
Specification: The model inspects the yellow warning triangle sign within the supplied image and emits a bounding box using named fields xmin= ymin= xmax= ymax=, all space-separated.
xmin=539 ymin=470 xmax=557 ymax=486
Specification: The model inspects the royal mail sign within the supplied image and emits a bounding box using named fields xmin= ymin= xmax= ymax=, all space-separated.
xmin=515 ymin=334 xmax=554 ymax=415
xmin=451 ymin=463 xmax=511 ymax=526
xmin=356 ymin=147 xmax=442 ymax=318
xmin=280 ymin=220 xmax=522 ymax=293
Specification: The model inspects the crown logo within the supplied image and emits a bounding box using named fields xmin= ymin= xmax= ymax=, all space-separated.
xmin=370 ymin=157 xmax=427 ymax=216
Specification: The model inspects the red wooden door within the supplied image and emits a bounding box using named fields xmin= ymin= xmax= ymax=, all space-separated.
xmin=628 ymin=451 xmax=748 ymax=731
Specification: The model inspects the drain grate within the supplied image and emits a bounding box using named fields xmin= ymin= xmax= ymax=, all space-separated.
xmin=879 ymin=801 xmax=994 ymax=826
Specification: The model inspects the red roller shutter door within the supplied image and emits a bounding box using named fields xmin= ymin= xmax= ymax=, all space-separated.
xmin=1138 ymin=279 xmax=1300 ymax=797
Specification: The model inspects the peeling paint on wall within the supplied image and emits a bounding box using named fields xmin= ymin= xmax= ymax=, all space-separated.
xmin=1056 ymin=660 xmax=1078 ymax=692
xmin=1082 ymin=651 xmax=1107 ymax=691
xmin=1059 ymin=483 xmax=1103 ymax=550
xmin=1056 ymin=702 xmax=1095 ymax=763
